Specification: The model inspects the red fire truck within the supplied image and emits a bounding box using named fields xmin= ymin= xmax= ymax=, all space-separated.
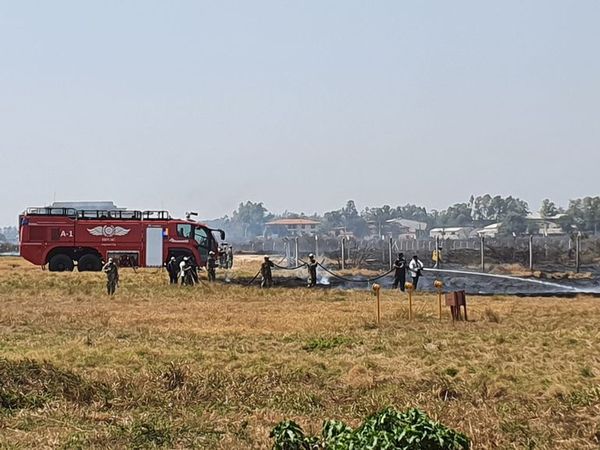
xmin=19 ymin=205 xmax=225 ymax=272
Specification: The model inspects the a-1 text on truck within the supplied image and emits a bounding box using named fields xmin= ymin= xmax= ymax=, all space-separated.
xmin=18 ymin=202 xmax=225 ymax=271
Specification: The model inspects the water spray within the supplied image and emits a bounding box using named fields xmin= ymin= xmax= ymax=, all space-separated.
xmin=423 ymin=268 xmax=579 ymax=292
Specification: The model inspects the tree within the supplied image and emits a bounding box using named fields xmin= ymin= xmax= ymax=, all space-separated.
xmin=539 ymin=199 xmax=559 ymax=218
xmin=502 ymin=212 xmax=528 ymax=235
xmin=395 ymin=204 xmax=430 ymax=223
xmin=566 ymin=196 xmax=600 ymax=233
xmin=231 ymin=201 xmax=272 ymax=238
xmin=362 ymin=205 xmax=395 ymax=236
xmin=471 ymin=194 xmax=529 ymax=221
xmin=320 ymin=200 xmax=369 ymax=237
xmin=437 ymin=203 xmax=472 ymax=227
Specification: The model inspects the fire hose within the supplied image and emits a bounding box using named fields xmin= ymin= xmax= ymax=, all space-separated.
xmin=317 ymin=263 xmax=395 ymax=284
xmin=247 ymin=261 xmax=308 ymax=285
xmin=247 ymin=261 xmax=394 ymax=286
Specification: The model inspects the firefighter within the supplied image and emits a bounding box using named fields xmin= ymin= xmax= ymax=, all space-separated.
xmin=179 ymin=256 xmax=194 ymax=286
xmin=260 ymin=256 xmax=274 ymax=288
xmin=219 ymin=245 xmax=228 ymax=268
xmin=189 ymin=255 xmax=199 ymax=284
xmin=166 ymin=256 xmax=178 ymax=284
xmin=226 ymin=245 xmax=234 ymax=269
xmin=206 ymin=251 xmax=218 ymax=282
xmin=432 ymin=246 xmax=442 ymax=268
xmin=102 ymin=257 xmax=119 ymax=295
xmin=392 ymin=252 xmax=406 ymax=291
xmin=408 ymin=255 xmax=424 ymax=290
xmin=307 ymin=253 xmax=318 ymax=287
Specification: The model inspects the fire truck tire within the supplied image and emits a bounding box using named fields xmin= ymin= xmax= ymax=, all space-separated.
xmin=48 ymin=254 xmax=74 ymax=272
xmin=78 ymin=254 xmax=102 ymax=272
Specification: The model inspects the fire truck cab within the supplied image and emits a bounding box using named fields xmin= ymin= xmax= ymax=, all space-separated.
xmin=19 ymin=205 xmax=225 ymax=272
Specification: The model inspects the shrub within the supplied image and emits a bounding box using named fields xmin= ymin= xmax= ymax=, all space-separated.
xmin=271 ymin=407 xmax=470 ymax=450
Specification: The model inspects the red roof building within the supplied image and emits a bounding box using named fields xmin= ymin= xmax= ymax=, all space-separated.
xmin=265 ymin=218 xmax=320 ymax=237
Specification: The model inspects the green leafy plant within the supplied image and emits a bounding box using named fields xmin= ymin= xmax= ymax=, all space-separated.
xmin=302 ymin=336 xmax=352 ymax=352
xmin=270 ymin=420 xmax=318 ymax=450
xmin=271 ymin=408 xmax=470 ymax=450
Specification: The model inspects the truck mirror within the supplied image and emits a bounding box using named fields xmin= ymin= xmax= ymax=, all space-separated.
xmin=219 ymin=230 xmax=225 ymax=241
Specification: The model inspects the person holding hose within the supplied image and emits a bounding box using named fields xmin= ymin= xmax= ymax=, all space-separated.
xmin=260 ymin=256 xmax=274 ymax=288
xmin=408 ymin=255 xmax=424 ymax=290
xmin=307 ymin=253 xmax=318 ymax=287
xmin=392 ymin=252 xmax=406 ymax=291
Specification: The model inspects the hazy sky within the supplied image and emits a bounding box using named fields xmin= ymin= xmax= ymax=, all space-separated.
xmin=1 ymin=1 xmax=599 ymax=225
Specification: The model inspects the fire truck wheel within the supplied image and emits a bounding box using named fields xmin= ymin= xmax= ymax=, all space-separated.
xmin=78 ymin=254 xmax=102 ymax=272
xmin=48 ymin=254 xmax=74 ymax=272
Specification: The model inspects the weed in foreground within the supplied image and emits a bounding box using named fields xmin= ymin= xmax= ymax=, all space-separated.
xmin=302 ymin=336 xmax=352 ymax=352
xmin=270 ymin=407 xmax=470 ymax=450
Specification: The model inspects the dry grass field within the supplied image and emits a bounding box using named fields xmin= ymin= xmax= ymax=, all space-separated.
xmin=0 ymin=256 xmax=599 ymax=449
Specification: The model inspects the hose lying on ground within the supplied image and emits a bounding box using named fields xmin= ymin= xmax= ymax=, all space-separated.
xmin=317 ymin=263 xmax=395 ymax=284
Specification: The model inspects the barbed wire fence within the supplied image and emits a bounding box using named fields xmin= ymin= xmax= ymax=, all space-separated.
xmin=239 ymin=233 xmax=599 ymax=273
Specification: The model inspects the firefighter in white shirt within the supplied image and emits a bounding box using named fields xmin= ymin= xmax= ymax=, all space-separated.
xmin=408 ymin=255 xmax=424 ymax=290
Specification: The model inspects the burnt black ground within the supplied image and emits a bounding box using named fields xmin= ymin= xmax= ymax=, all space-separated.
xmin=229 ymin=266 xmax=600 ymax=297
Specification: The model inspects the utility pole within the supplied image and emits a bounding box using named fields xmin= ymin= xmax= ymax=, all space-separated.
xmin=315 ymin=234 xmax=319 ymax=259
xmin=388 ymin=237 xmax=393 ymax=270
xmin=341 ymin=237 xmax=346 ymax=270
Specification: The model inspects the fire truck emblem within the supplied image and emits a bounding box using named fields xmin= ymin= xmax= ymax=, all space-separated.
xmin=87 ymin=225 xmax=130 ymax=238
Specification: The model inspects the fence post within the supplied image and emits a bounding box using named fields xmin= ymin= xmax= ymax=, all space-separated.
xmin=529 ymin=234 xmax=534 ymax=271
xmin=480 ymin=236 xmax=485 ymax=272
xmin=295 ymin=237 xmax=299 ymax=266
xmin=576 ymin=232 xmax=581 ymax=273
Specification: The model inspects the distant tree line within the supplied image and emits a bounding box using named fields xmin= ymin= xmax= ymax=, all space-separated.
xmin=210 ymin=196 xmax=600 ymax=243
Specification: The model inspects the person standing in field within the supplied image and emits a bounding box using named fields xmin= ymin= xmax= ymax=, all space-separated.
xmin=166 ymin=256 xmax=178 ymax=284
xmin=307 ymin=253 xmax=318 ymax=287
xmin=189 ymin=255 xmax=199 ymax=284
xmin=102 ymin=258 xmax=119 ymax=295
xmin=219 ymin=246 xmax=228 ymax=268
xmin=408 ymin=255 xmax=424 ymax=290
xmin=226 ymin=245 xmax=234 ymax=269
xmin=260 ymin=256 xmax=274 ymax=288
xmin=206 ymin=251 xmax=218 ymax=282
xmin=392 ymin=252 xmax=406 ymax=291
xmin=179 ymin=256 xmax=194 ymax=286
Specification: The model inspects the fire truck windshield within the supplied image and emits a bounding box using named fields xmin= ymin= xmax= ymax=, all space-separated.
xmin=194 ymin=227 xmax=209 ymax=247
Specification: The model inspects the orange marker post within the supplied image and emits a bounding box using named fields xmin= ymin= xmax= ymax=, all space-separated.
xmin=372 ymin=283 xmax=381 ymax=326
xmin=434 ymin=280 xmax=444 ymax=320
xmin=404 ymin=281 xmax=414 ymax=320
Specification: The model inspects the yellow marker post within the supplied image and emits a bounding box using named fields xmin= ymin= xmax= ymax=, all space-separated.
xmin=372 ymin=283 xmax=381 ymax=326
xmin=404 ymin=281 xmax=414 ymax=320
xmin=434 ymin=280 xmax=444 ymax=320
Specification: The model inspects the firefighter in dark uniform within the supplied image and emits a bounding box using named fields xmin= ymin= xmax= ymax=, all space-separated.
xmin=102 ymin=258 xmax=119 ymax=295
xmin=166 ymin=256 xmax=178 ymax=284
xmin=307 ymin=253 xmax=318 ymax=287
xmin=392 ymin=252 xmax=406 ymax=291
xmin=207 ymin=251 xmax=218 ymax=282
xmin=189 ymin=255 xmax=199 ymax=284
xmin=260 ymin=256 xmax=274 ymax=288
